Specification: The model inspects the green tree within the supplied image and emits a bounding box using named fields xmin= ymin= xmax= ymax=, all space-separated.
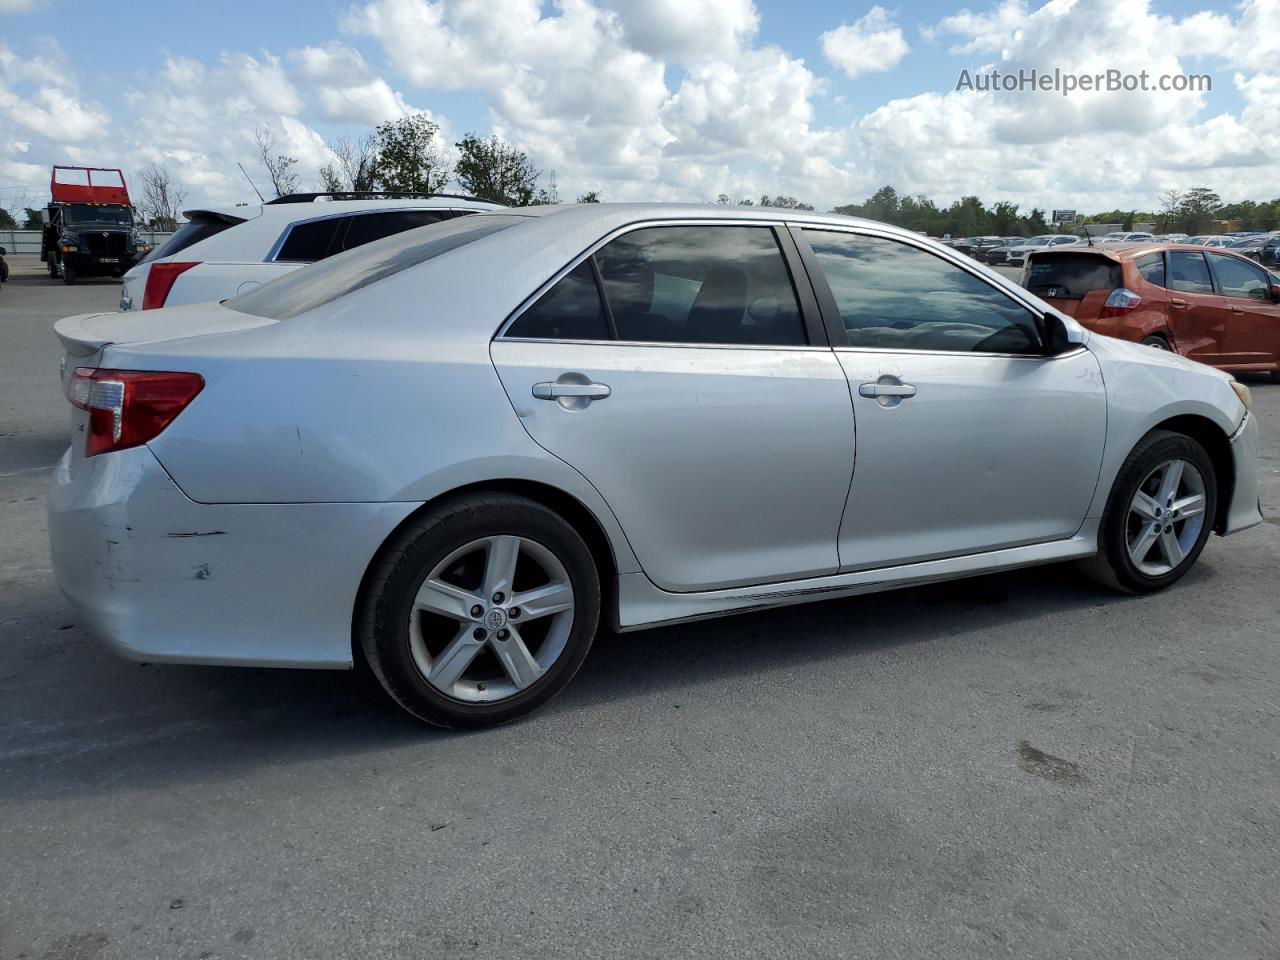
xmin=759 ymin=195 xmax=814 ymax=210
xmin=454 ymin=133 xmax=539 ymax=206
xmin=991 ymin=201 xmax=1021 ymax=234
xmin=0 ymin=208 xmax=17 ymax=229
xmin=1025 ymin=208 xmax=1050 ymax=234
xmin=576 ymin=191 xmax=601 ymax=203
xmin=374 ymin=114 xmax=451 ymax=193
xmin=1177 ymin=187 xmax=1221 ymax=234
xmin=22 ymin=207 xmax=43 ymax=229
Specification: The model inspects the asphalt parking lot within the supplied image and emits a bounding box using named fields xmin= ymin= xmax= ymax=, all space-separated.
xmin=2 ymin=256 xmax=1278 ymax=960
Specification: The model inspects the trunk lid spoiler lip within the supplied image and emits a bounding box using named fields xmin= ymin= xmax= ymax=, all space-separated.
xmin=53 ymin=305 xmax=278 ymax=362
xmin=54 ymin=313 xmax=117 ymax=357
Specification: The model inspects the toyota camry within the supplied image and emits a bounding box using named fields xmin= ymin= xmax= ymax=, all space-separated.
xmin=49 ymin=204 xmax=1262 ymax=728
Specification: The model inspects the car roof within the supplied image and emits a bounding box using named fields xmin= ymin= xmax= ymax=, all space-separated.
xmin=1029 ymin=241 xmax=1264 ymax=263
xmin=469 ymin=202 xmax=1017 ymax=256
xmin=182 ymin=195 xmax=502 ymax=224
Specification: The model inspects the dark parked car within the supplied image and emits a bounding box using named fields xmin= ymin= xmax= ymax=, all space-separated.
xmin=1227 ymin=233 xmax=1280 ymax=263
xmin=951 ymin=236 xmax=1006 ymax=259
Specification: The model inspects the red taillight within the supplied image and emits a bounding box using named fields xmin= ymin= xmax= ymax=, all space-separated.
xmin=141 ymin=261 xmax=199 ymax=309
xmin=1100 ymin=287 xmax=1142 ymax=318
xmin=68 ymin=368 xmax=204 ymax=457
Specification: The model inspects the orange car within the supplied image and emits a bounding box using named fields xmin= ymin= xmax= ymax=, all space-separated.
xmin=1022 ymin=243 xmax=1280 ymax=380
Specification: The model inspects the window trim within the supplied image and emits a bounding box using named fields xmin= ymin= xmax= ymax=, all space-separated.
xmin=791 ymin=223 xmax=1061 ymax=360
xmin=264 ymin=207 xmax=464 ymax=263
xmin=1134 ymin=250 xmax=1167 ymax=289
xmin=1167 ymin=249 xmax=1216 ymax=297
xmin=494 ymin=217 xmax=826 ymax=350
xmin=1204 ymin=249 xmax=1270 ymax=302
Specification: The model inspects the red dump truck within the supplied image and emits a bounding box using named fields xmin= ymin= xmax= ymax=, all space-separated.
xmin=41 ymin=166 xmax=150 ymax=284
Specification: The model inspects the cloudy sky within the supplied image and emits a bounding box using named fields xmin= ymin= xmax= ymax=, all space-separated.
xmin=0 ymin=0 xmax=1276 ymax=217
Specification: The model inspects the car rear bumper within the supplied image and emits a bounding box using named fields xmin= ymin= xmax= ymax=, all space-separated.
xmin=1224 ymin=413 xmax=1263 ymax=535
xmin=48 ymin=445 xmax=419 ymax=668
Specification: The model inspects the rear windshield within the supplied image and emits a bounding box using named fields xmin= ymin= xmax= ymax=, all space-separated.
xmin=228 ymin=214 xmax=526 ymax=320
xmin=1025 ymin=253 xmax=1122 ymax=299
xmin=140 ymin=214 xmax=242 ymax=265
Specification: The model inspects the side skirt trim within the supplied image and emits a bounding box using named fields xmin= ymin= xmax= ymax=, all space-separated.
xmin=615 ymin=522 xmax=1100 ymax=631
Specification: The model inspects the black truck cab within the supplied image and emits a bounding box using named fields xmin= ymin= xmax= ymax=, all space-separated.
xmin=40 ymin=167 xmax=149 ymax=284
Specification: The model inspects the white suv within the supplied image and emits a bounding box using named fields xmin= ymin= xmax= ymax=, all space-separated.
xmin=120 ymin=193 xmax=502 ymax=311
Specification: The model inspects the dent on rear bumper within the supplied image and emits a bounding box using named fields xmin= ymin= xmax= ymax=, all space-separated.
xmin=1223 ymin=413 xmax=1263 ymax=535
xmin=48 ymin=445 xmax=419 ymax=668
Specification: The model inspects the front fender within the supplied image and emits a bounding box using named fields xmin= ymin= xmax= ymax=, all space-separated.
xmin=1085 ymin=336 xmax=1245 ymax=519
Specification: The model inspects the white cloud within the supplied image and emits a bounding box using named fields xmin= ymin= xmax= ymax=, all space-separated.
xmin=821 ymin=6 xmax=909 ymax=78
xmin=291 ymin=43 xmax=413 ymax=124
xmin=599 ymin=0 xmax=759 ymax=63
xmin=5 ymin=0 xmax=1280 ymax=222
xmin=0 ymin=41 xmax=110 ymax=142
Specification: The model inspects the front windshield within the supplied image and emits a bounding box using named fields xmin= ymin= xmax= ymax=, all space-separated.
xmin=1026 ymin=235 xmax=1054 ymax=244
xmin=63 ymin=204 xmax=134 ymax=228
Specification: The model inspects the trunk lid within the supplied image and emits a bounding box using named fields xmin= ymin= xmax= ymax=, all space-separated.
xmin=54 ymin=303 xmax=275 ymax=365
xmin=1023 ymin=251 xmax=1124 ymax=325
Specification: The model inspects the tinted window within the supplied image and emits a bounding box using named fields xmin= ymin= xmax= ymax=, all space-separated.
xmin=594 ymin=226 xmax=805 ymax=345
xmin=230 ymin=215 xmax=524 ymax=321
xmin=1135 ymin=252 xmax=1165 ymax=288
xmin=1208 ymin=253 xmax=1269 ymax=300
xmin=1025 ymin=253 xmax=1122 ymax=299
xmin=276 ymin=217 xmax=345 ymax=262
xmin=339 ymin=209 xmax=452 ymax=252
xmin=805 ymin=230 xmax=1038 ymax=353
xmin=506 ymin=261 xmax=610 ymax=340
xmin=1167 ymin=251 xmax=1214 ymax=294
xmin=140 ymin=214 xmax=240 ymax=265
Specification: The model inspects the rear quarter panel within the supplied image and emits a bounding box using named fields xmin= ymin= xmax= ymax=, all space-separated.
xmin=114 ymin=244 xmax=643 ymax=575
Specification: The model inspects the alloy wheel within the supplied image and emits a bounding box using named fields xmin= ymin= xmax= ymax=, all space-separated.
xmin=407 ymin=535 xmax=575 ymax=703
xmin=1125 ymin=458 xmax=1207 ymax=577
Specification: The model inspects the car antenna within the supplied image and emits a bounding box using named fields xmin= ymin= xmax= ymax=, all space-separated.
xmin=237 ymin=162 xmax=265 ymax=203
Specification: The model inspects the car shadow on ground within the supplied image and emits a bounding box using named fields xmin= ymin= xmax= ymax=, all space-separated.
xmin=3 ymin=557 xmax=1203 ymax=805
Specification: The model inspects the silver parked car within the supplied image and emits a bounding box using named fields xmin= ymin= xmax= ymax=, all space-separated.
xmin=49 ymin=204 xmax=1262 ymax=727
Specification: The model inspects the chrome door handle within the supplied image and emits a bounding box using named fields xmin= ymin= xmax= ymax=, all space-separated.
xmin=1228 ymin=305 xmax=1245 ymax=315
xmin=1170 ymin=297 xmax=1188 ymax=308
xmin=858 ymin=382 xmax=917 ymax=399
xmin=532 ymin=381 xmax=611 ymax=400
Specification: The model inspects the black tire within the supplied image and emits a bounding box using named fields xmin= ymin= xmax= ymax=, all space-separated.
xmin=1078 ymin=430 xmax=1217 ymax=594
xmin=358 ymin=493 xmax=601 ymax=729
xmin=62 ymin=263 xmax=77 ymax=285
xmin=1140 ymin=334 xmax=1171 ymax=351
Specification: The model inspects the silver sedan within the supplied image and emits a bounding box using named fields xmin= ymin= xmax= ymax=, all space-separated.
xmin=48 ymin=204 xmax=1262 ymax=727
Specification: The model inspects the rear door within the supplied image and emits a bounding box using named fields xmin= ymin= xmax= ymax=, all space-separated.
xmin=491 ymin=222 xmax=855 ymax=592
xmin=1206 ymin=251 xmax=1280 ymax=368
xmin=797 ymin=227 xmax=1106 ymax=571
xmin=1165 ymin=250 xmax=1229 ymax=365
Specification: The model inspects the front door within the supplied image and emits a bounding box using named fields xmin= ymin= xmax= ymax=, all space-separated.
xmin=491 ymin=224 xmax=855 ymax=592
xmin=1206 ymin=251 xmax=1280 ymax=368
xmin=796 ymin=227 xmax=1108 ymax=571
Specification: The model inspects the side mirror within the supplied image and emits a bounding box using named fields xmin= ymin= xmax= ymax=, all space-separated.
xmin=1042 ymin=312 xmax=1086 ymax=354
xmin=0 ymin=247 xmax=6 ymax=256
xmin=1271 ymin=284 xmax=1280 ymax=302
